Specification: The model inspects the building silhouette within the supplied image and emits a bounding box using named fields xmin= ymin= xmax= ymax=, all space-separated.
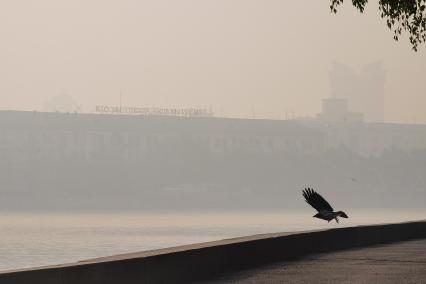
xmin=329 ymin=61 xmax=386 ymax=122
xmin=317 ymin=97 xmax=363 ymax=123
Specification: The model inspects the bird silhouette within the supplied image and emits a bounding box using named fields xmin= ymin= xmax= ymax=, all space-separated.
xmin=302 ymin=188 xmax=348 ymax=223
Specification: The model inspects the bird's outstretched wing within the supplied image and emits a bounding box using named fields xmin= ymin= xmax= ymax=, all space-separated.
xmin=302 ymin=188 xmax=333 ymax=212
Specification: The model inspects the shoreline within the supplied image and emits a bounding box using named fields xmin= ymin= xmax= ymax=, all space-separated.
xmin=1 ymin=220 xmax=425 ymax=283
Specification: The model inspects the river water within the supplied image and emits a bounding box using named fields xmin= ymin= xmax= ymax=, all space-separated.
xmin=0 ymin=209 xmax=425 ymax=272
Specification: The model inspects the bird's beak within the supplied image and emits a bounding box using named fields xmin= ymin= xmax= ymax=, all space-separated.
xmin=340 ymin=212 xmax=348 ymax=218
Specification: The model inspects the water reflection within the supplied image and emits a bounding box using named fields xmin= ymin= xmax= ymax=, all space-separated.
xmin=0 ymin=209 xmax=425 ymax=271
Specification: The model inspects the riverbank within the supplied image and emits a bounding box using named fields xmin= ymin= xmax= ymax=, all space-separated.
xmin=1 ymin=220 xmax=425 ymax=283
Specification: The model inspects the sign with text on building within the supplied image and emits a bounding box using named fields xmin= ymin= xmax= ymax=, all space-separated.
xmin=95 ymin=105 xmax=213 ymax=117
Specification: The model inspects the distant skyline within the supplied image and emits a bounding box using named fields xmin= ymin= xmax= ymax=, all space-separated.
xmin=329 ymin=61 xmax=385 ymax=123
xmin=1 ymin=1 xmax=425 ymax=123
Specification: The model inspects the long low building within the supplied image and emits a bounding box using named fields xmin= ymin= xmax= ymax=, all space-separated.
xmin=0 ymin=110 xmax=324 ymax=161
xmin=299 ymin=120 xmax=426 ymax=156
xmin=1 ymin=111 xmax=426 ymax=160
xmin=1 ymin=110 xmax=426 ymax=210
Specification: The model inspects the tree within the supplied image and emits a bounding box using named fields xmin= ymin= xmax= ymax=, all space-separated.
xmin=330 ymin=0 xmax=426 ymax=51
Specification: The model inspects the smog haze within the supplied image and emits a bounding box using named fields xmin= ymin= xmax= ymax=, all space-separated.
xmin=1 ymin=0 xmax=425 ymax=122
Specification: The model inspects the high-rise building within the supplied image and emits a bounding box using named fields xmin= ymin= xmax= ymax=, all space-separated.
xmin=317 ymin=97 xmax=363 ymax=123
xmin=329 ymin=61 xmax=386 ymax=122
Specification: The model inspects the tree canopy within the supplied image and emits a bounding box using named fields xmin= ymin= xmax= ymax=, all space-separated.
xmin=330 ymin=0 xmax=426 ymax=51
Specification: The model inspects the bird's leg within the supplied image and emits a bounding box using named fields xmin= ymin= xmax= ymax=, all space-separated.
xmin=335 ymin=217 xmax=339 ymax=223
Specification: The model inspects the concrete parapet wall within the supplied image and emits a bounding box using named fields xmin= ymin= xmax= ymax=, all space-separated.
xmin=1 ymin=220 xmax=425 ymax=284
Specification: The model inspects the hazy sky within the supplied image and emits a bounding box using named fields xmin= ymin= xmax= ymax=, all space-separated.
xmin=0 ymin=0 xmax=425 ymax=123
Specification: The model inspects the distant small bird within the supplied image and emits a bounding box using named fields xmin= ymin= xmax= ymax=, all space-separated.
xmin=302 ymin=188 xmax=348 ymax=223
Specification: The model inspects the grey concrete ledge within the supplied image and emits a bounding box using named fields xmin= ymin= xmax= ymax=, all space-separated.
xmin=1 ymin=220 xmax=425 ymax=284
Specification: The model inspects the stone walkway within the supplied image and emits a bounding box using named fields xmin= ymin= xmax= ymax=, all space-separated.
xmin=207 ymin=239 xmax=426 ymax=284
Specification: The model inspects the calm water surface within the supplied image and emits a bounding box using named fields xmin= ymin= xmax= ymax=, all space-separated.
xmin=0 ymin=209 xmax=425 ymax=271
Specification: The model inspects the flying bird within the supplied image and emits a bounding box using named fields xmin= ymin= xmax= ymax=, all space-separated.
xmin=302 ymin=188 xmax=348 ymax=223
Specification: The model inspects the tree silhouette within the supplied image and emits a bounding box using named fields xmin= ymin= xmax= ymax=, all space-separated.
xmin=330 ymin=0 xmax=426 ymax=51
